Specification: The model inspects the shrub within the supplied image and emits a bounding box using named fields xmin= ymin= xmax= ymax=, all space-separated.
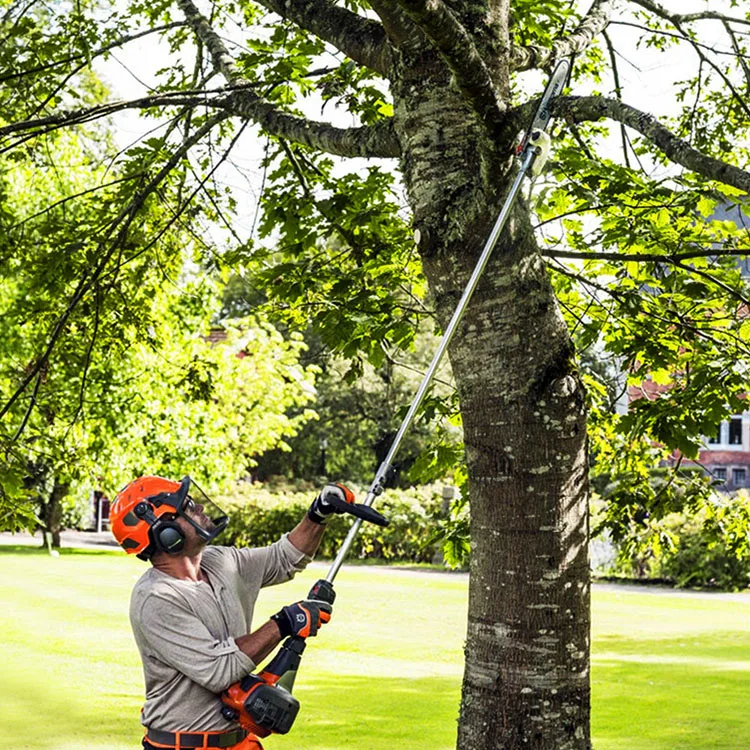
xmin=219 ymin=482 xmax=446 ymax=564
xmin=600 ymin=492 xmax=750 ymax=591
xmin=657 ymin=494 xmax=750 ymax=591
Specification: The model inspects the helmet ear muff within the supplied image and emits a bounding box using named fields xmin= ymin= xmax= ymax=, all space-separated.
xmin=155 ymin=522 xmax=185 ymax=554
xmin=134 ymin=502 xmax=186 ymax=555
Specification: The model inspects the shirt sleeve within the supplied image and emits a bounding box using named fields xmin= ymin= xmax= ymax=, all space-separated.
xmin=136 ymin=592 xmax=255 ymax=694
xmin=237 ymin=533 xmax=311 ymax=588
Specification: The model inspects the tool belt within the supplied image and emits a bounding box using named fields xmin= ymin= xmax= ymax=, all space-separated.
xmin=145 ymin=727 xmax=248 ymax=748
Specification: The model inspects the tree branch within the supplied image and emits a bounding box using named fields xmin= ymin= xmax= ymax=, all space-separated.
xmin=0 ymin=23 xmax=186 ymax=85
xmin=723 ymin=20 xmax=750 ymax=93
xmin=0 ymin=90 xmax=229 ymax=150
xmin=395 ymin=0 xmax=505 ymax=134
xmin=176 ymin=0 xmax=400 ymax=158
xmin=0 ymin=84 xmax=401 ymax=159
xmin=548 ymin=258 xmax=750 ymax=355
xmin=642 ymin=8 xmax=750 ymax=123
xmin=175 ymin=0 xmax=240 ymax=82
xmin=368 ymin=0 xmax=415 ymax=46
xmin=552 ymin=95 xmax=750 ymax=194
xmin=217 ymin=90 xmax=400 ymax=156
xmin=252 ymin=0 xmax=391 ymax=75
xmin=602 ymin=29 xmax=631 ymax=168
xmin=627 ymin=0 xmax=750 ymax=28
xmin=544 ymin=247 xmax=750 ymax=263
xmin=510 ymin=0 xmax=616 ymax=71
xmin=610 ymin=20 xmax=750 ymax=61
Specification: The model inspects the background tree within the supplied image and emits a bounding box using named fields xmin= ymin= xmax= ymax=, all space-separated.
xmin=2 ymin=0 xmax=750 ymax=747
xmin=0 ymin=105 xmax=317 ymax=546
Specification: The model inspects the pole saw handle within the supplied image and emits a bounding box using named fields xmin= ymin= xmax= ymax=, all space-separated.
xmin=325 ymin=492 xmax=390 ymax=527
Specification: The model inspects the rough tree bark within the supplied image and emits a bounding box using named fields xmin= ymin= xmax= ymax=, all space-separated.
xmin=391 ymin=31 xmax=590 ymax=746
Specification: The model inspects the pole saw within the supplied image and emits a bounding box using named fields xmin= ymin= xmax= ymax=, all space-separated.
xmin=220 ymin=58 xmax=571 ymax=741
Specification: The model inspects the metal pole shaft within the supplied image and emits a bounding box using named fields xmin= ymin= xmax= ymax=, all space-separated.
xmin=325 ymin=147 xmax=537 ymax=584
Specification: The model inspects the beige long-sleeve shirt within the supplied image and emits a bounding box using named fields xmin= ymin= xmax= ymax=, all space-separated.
xmin=130 ymin=536 xmax=310 ymax=732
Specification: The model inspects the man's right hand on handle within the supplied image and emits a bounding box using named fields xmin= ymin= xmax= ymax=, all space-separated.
xmin=271 ymin=600 xmax=332 ymax=639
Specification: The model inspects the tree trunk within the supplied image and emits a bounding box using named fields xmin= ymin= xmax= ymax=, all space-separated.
xmin=393 ymin=50 xmax=591 ymax=750
xmin=447 ymin=218 xmax=591 ymax=750
xmin=40 ymin=481 xmax=69 ymax=549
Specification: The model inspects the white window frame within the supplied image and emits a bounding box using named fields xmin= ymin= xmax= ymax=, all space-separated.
xmin=704 ymin=415 xmax=747 ymax=451
xmin=713 ymin=467 xmax=727 ymax=483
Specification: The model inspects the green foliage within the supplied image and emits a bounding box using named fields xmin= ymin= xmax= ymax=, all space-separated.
xmin=246 ymin=320 xmax=459 ymax=486
xmin=220 ymin=482 xmax=445 ymax=563
xmin=602 ymin=492 xmax=750 ymax=591
xmin=509 ymin=0 xmax=577 ymax=50
xmin=428 ymin=492 xmax=470 ymax=569
xmin=3 ymin=0 xmax=750 ymax=574
xmin=659 ymin=495 xmax=750 ymax=591
xmin=248 ymin=144 xmax=423 ymax=377
xmin=543 ymin=127 xmax=750 ymax=540
xmin=0 ymin=98 xmax=317 ymax=534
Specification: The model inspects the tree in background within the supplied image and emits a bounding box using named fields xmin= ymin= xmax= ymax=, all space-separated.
xmin=238 ymin=317 xmax=457 ymax=483
xmin=2 ymin=0 xmax=750 ymax=746
xmin=0 ymin=118 xmax=317 ymax=545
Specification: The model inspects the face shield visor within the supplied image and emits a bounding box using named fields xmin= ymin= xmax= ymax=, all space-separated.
xmin=153 ymin=476 xmax=229 ymax=543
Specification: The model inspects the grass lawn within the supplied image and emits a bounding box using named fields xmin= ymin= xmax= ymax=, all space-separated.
xmin=1 ymin=546 xmax=749 ymax=749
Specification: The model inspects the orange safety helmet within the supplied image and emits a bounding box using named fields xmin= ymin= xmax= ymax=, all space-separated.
xmin=110 ymin=475 xmax=228 ymax=560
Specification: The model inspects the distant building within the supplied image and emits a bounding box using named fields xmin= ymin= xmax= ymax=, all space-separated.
xmin=700 ymin=414 xmax=750 ymax=490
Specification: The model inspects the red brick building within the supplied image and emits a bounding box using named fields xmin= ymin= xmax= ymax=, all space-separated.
xmin=627 ymin=377 xmax=750 ymax=492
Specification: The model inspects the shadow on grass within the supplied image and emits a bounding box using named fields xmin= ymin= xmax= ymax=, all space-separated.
xmin=2 ymin=670 xmax=141 ymax=749
xmin=274 ymin=673 xmax=461 ymax=750
xmin=593 ymin=634 xmax=750 ymax=750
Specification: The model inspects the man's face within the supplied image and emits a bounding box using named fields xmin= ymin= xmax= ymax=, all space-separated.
xmin=171 ymin=497 xmax=220 ymax=554
xmin=172 ymin=512 xmax=206 ymax=555
xmin=183 ymin=495 xmax=218 ymax=534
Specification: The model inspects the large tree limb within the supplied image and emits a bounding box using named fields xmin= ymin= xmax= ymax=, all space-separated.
xmin=216 ymin=91 xmax=400 ymax=157
xmin=395 ymin=0 xmax=505 ymax=134
xmin=175 ymin=0 xmax=399 ymax=158
xmin=368 ymin=0 xmax=415 ymax=46
xmin=0 ymin=86 xmax=401 ymax=158
xmin=552 ymin=95 xmax=750 ymax=194
xmin=252 ymin=0 xmax=391 ymax=75
xmin=176 ymin=0 xmax=240 ymax=82
xmin=510 ymin=0 xmax=616 ymax=71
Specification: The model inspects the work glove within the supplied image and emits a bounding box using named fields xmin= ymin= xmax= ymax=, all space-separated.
xmin=271 ymin=600 xmax=332 ymax=639
xmin=307 ymin=483 xmax=356 ymax=524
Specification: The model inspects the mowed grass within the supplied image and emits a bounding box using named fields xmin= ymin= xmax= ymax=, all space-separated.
xmin=1 ymin=547 xmax=749 ymax=749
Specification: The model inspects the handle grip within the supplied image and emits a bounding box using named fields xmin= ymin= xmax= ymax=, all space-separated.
xmin=326 ymin=494 xmax=389 ymax=527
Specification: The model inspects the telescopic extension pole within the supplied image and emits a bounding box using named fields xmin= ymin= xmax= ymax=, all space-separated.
xmin=219 ymin=59 xmax=572 ymax=738
xmin=324 ymin=59 xmax=570 ymax=585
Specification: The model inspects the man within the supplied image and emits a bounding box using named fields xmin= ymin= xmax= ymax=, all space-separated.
xmin=110 ymin=475 xmax=354 ymax=750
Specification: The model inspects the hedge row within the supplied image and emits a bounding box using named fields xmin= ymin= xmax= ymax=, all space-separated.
xmin=219 ymin=483 xmax=447 ymax=564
